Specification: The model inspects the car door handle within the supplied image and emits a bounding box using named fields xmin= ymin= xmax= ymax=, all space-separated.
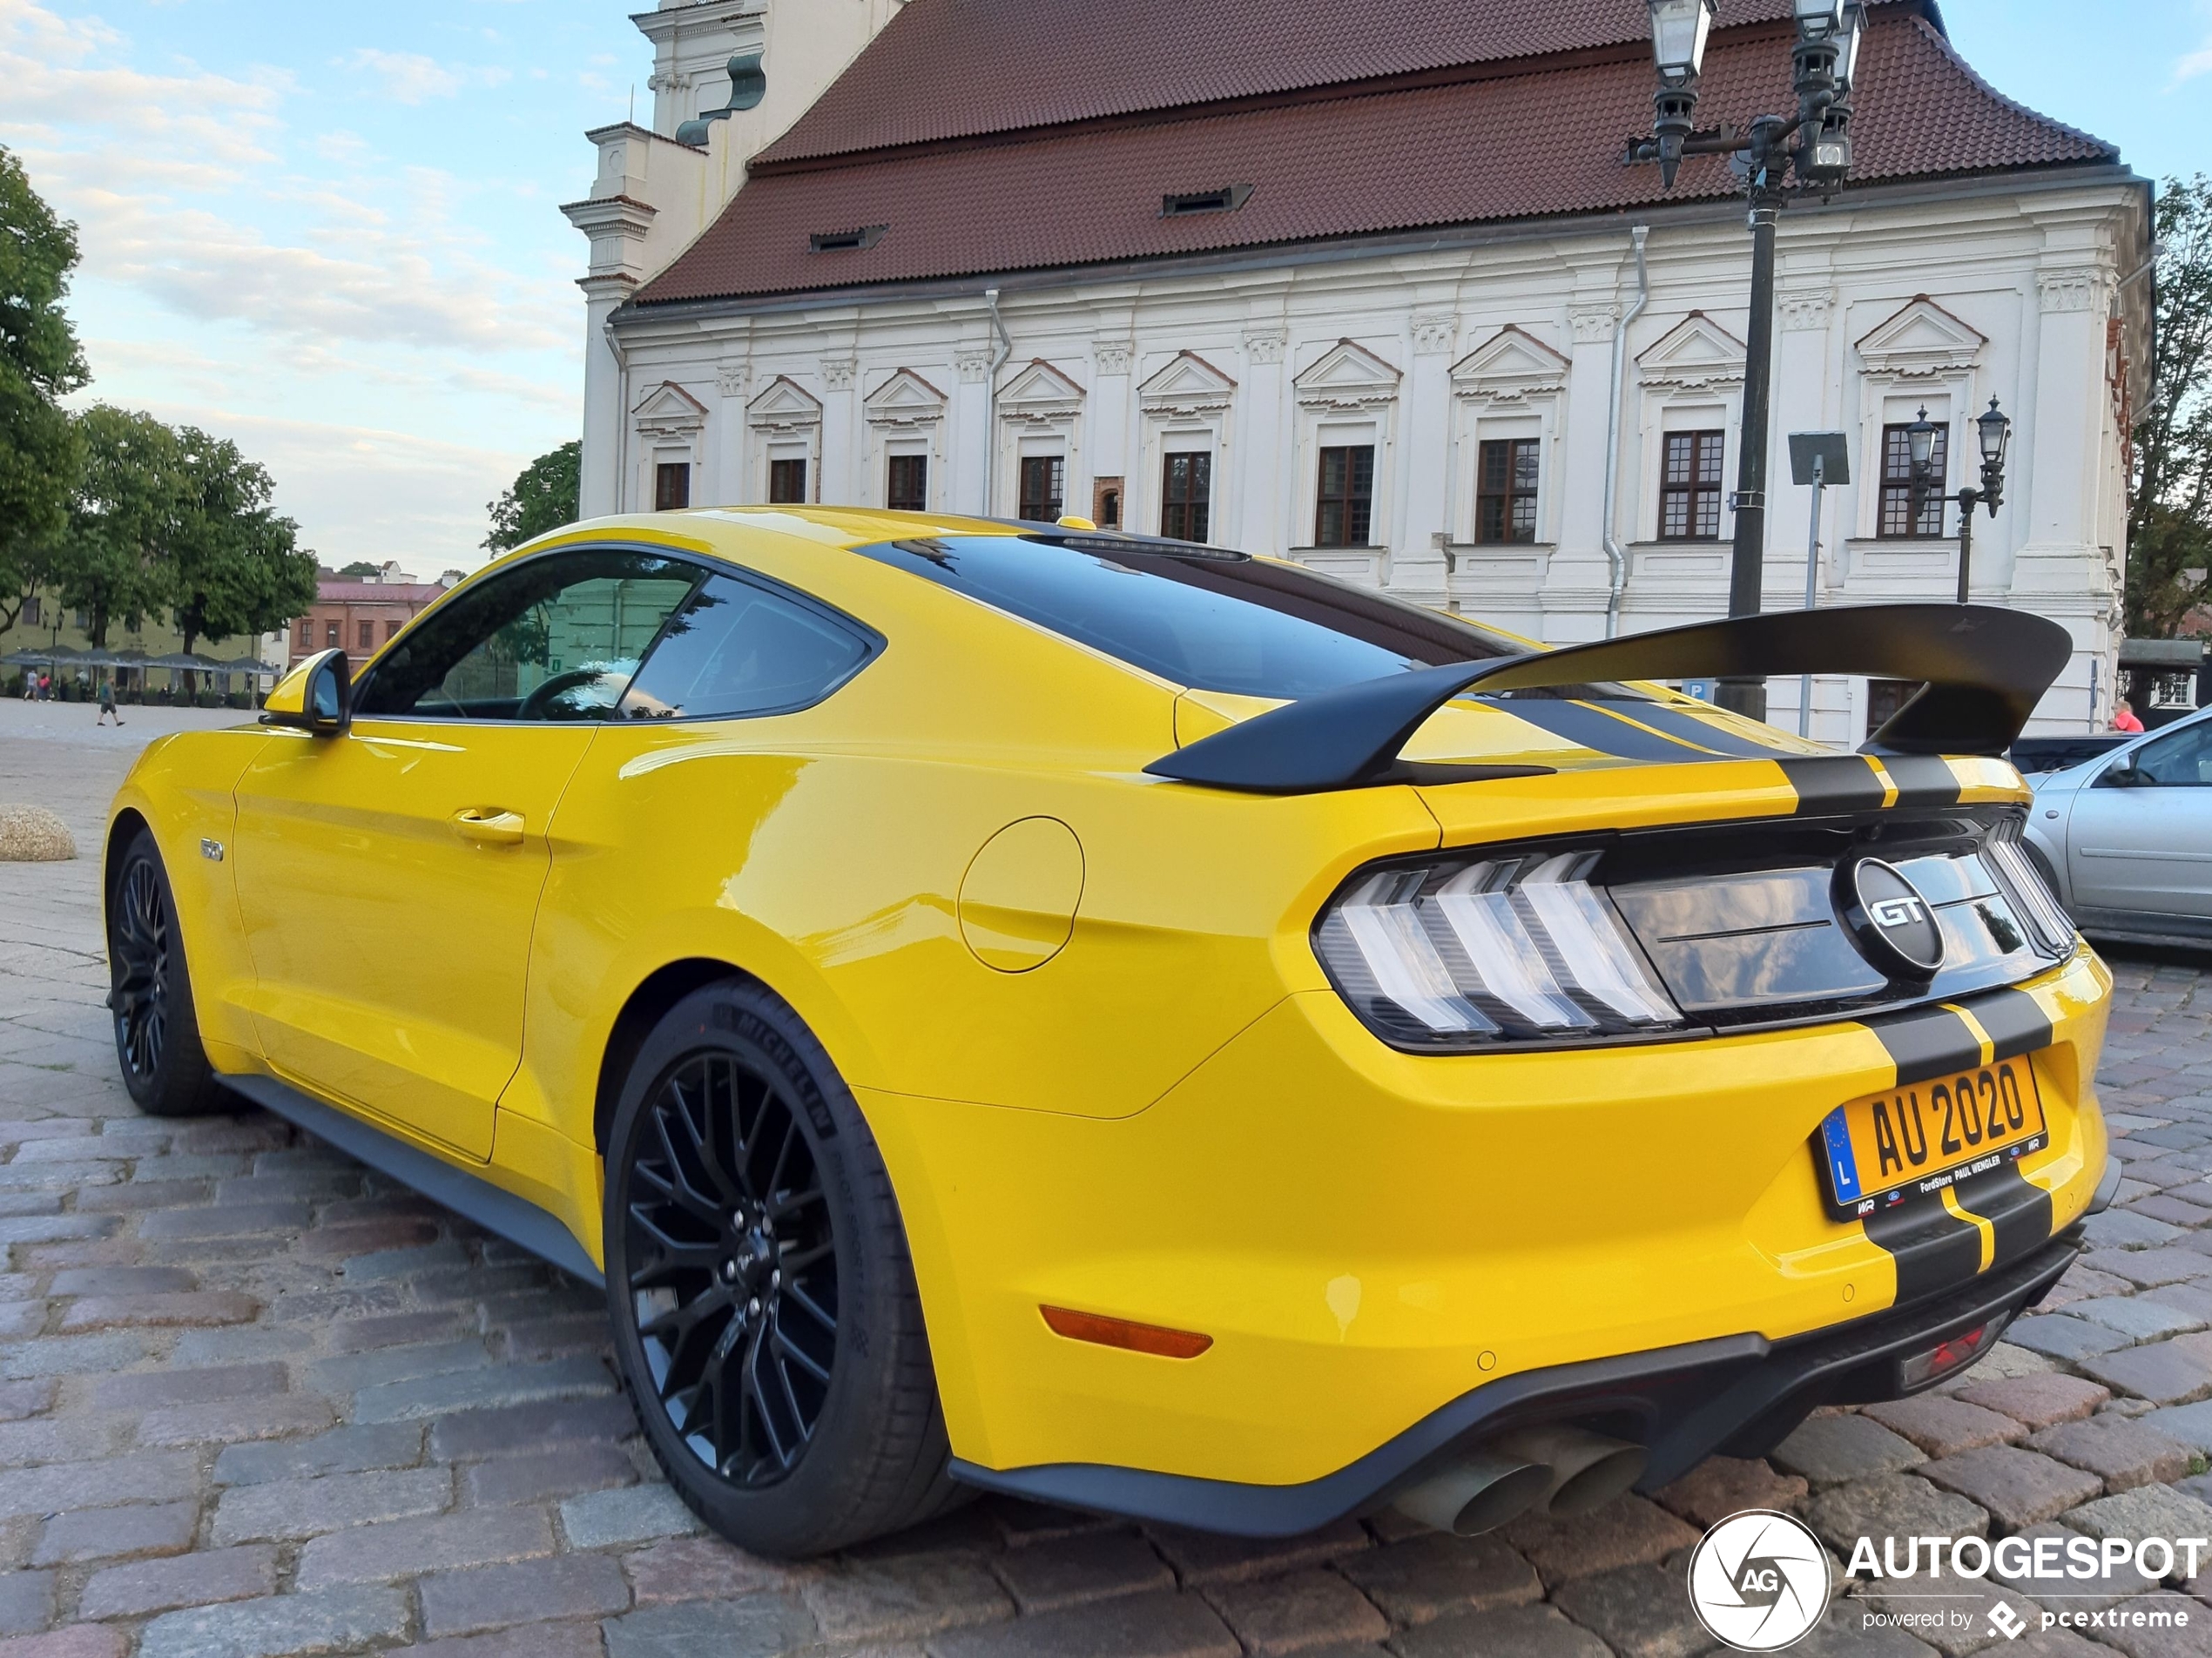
xmin=452 ymin=808 xmax=526 ymax=846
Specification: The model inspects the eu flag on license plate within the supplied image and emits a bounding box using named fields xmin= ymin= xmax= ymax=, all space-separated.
xmin=1821 ymin=1107 xmax=1861 ymax=1203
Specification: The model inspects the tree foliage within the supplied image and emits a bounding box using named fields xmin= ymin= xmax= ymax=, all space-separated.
xmin=2130 ymin=175 xmax=2212 ymax=640
xmin=53 ymin=406 xmax=179 ymax=648
xmin=484 ymin=441 xmax=581 ymax=553
xmin=165 ymin=426 xmax=318 ymax=657
xmin=0 ymin=145 xmax=89 ymax=637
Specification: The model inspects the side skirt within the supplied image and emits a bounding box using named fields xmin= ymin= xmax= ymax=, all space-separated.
xmin=222 ymin=1073 xmax=604 ymax=1289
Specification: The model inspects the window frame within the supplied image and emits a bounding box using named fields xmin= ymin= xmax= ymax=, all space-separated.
xmin=1158 ymin=450 xmax=1211 ymax=543
xmin=347 ymin=543 xmax=884 ymax=727
xmin=1656 ymin=429 xmax=1727 ymax=543
xmin=1018 ymin=455 xmax=1066 ymax=524
xmin=1314 ymin=444 xmax=1377 ymax=549
xmin=1474 ymin=436 xmax=1541 ymax=545
xmin=886 ymin=453 xmax=928 ymax=514
xmin=1877 ymin=421 xmax=1948 ymax=540
xmin=768 ymin=457 xmax=809 ymax=506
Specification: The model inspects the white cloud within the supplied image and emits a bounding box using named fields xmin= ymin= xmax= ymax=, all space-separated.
xmin=343 ymin=47 xmax=510 ymax=104
xmin=2176 ymin=41 xmax=2212 ymax=84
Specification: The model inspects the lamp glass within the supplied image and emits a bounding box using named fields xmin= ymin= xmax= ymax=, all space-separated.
xmin=1793 ymin=0 xmax=1845 ymax=34
xmin=1649 ymin=0 xmax=1713 ymax=78
xmin=1977 ymin=399 xmax=2012 ymax=466
xmin=1837 ymin=0 xmax=1866 ymax=82
xmin=1907 ymin=409 xmax=1937 ymax=470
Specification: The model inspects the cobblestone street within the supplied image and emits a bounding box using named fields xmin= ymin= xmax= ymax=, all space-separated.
xmin=0 ymin=700 xmax=2209 ymax=1658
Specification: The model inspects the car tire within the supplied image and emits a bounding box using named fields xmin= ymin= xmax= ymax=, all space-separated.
xmin=602 ymin=978 xmax=965 ymax=1558
xmin=107 ymin=829 xmax=233 ymax=1118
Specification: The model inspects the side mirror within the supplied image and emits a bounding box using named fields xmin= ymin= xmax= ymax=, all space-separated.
xmin=260 ymin=649 xmax=352 ymax=735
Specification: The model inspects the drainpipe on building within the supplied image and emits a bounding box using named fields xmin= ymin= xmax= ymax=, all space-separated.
xmin=983 ymin=287 xmax=1013 ymax=516
xmin=1602 ymin=225 xmax=1652 ymax=639
xmin=604 ymin=317 xmax=631 ymax=514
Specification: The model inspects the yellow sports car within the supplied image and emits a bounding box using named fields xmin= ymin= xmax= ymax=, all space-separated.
xmin=105 ymin=508 xmax=2113 ymax=1556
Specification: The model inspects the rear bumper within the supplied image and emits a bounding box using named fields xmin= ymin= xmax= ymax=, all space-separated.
xmin=950 ymin=1228 xmax=2082 ymax=1536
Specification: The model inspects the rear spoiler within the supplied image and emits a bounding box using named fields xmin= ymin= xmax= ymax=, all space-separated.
xmin=1143 ymin=603 xmax=2072 ymax=796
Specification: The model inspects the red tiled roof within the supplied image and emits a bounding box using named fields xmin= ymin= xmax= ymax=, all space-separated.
xmin=758 ymin=0 xmax=1817 ymax=169
xmin=315 ymin=583 xmax=448 ymax=604
xmin=638 ymin=12 xmax=2115 ymax=309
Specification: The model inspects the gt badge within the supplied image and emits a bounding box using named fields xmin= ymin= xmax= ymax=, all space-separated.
xmin=1837 ymin=857 xmax=1945 ymax=980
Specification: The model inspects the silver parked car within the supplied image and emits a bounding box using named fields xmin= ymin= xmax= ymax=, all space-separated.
xmin=2026 ymin=704 xmax=2212 ymax=948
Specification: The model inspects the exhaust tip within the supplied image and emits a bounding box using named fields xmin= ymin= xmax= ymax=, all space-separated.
xmin=1495 ymin=1426 xmax=1649 ymax=1518
xmin=1391 ymin=1452 xmax=1553 ymax=1538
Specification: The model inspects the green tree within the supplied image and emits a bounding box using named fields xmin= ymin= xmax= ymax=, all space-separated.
xmin=335 ymin=560 xmax=381 ymax=577
xmin=165 ymin=425 xmax=319 ymax=664
xmin=0 ymin=146 xmax=89 ymax=639
xmin=2129 ymin=175 xmax=2212 ymax=639
xmin=51 ymin=406 xmax=181 ymax=647
xmin=484 ymin=441 xmax=581 ymax=553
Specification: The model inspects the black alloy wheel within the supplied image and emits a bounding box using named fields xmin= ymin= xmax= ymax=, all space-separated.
xmin=111 ymin=854 xmax=170 ymax=1083
xmin=105 ymin=831 xmax=228 ymax=1117
xmin=624 ymin=1050 xmax=838 ymax=1486
xmin=604 ymin=980 xmax=963 ymax=1556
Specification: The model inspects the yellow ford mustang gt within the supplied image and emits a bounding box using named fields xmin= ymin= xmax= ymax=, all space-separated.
xmin=105 ymin=508 xmax=2113 ymax=1555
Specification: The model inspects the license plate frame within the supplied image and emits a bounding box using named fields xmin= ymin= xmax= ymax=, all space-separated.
xmin=1817 ymin=1055 xmax=2049 ymax=1222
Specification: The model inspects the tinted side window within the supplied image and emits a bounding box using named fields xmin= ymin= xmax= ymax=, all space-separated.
xmin=618 ymin=575 xmax=872 ymax=721
xmin=354 ymin=550 xmax=700 ymax=720
xmin=2134 ymin=721 xmax=2212 ymax=787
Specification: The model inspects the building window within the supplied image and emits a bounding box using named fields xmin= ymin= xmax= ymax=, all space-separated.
xmin=1093 ymin=477 xmax=1123 ymax=528
xmin=1475 ymin=438 xmax=1541 ymax=544
xmin=1019 ymin=455 xmax=1065 ymax=522
xmin=768 ymin=458 xmax=808 ymax=504
xmin=387 ymin=621 xmax=403 ymax=643
xmin=1878 ymin=422 xmax=1947 ymax=538
xmin=325 ymin=622 xmax=341 ymax=649
xmin=1315 ymin=446 xmax=1375 ymax=547
xmin=1159 ymin=452 xmax=1211 ymax=543
xmin=296 ymin=620 xmax=312 ymax=650
xmin=886 ymin=455 xmax=927 ymax=513
xmin=654 ymin=462 xmax=691 ymax=512
xmin=357 ymin=621 xmax=374 ymax=652
xmin=1866 ymin=677 xmax=1923 ymax=735
xmin=1658 ymin=431 xmax=1726 ymax=541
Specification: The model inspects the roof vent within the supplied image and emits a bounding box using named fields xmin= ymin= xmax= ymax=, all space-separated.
xmin=809 ymin=225 xmax=888 ymax=253
xmin=1162 ymin=184 xmax=1254 ymax=218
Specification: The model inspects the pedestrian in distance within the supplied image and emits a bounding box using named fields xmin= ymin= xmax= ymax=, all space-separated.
xmin=2114 ymin=698 xmax=2145 ymax=733
xmin=96 ymin=679 xmax=124 ymax=726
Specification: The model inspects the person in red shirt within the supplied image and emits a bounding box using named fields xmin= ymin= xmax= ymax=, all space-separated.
xmin=2113 ymin=698 xmax=2145 ymax=733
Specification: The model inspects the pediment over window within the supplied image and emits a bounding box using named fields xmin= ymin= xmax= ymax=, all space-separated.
xmin=632 ymin=381 xmax=709 ymax=438
xmin=1137 ymin=350 xmax=1237 ymax=416
xmin=746 ymin=374 xmax=823 ymax=433
xmin=1293 ymin=339 xmax=1401 ymax=409
xmin=1450 ymin=326 xmax=1571 ymax=401
xmin=863 ymin=367 xmax=948 ymax=428
xmin=1635 ymin=313 xmax=1746 ymax=391
xmin=1000 ymin=358 xmax=1083 ymax=424
xmin=1856 ymin=295 xmax=1987 ymax=379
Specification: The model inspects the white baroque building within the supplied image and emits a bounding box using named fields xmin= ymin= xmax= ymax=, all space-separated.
xmin=567 ymin=0 xmax=2150 ymax=740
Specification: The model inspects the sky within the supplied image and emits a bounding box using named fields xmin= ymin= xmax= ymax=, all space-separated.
xmin=0 ymin=0 xmax=2205 ymax=577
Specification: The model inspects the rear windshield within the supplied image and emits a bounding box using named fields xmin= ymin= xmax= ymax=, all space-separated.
xmin=855 ymin=535 xmax=1525 ymax=699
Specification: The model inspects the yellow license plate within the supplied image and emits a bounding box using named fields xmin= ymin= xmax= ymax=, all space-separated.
xmin=1817 ymin=1055 xmax=2048 ymax=1221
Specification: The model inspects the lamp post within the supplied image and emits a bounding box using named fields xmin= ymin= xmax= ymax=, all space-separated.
xmin=1908 ymin=398 xmax=2012 ymax=605
xmin=1628 ymin=0 xmax=1865 ymax=721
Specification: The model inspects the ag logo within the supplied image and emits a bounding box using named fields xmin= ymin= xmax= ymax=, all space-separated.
xmin=1686 ymin=1510 xmax=1832 ymax=1651
xmin=1838 ymin=857 xmax=1946 ymax=981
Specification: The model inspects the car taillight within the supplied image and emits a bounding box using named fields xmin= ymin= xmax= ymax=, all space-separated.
xmin=1315 ymin=851 xmax=1683 ymax=1049
xmin=1983 ymin=822 xmax=2076 ymax=956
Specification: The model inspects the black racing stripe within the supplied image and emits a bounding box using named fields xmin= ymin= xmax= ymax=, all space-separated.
xmin=1955 ymin=1161 xmax=2055 ymax=1269
xmin=1864 ymin=1197 xmax=1986 ymax=1304
xmin=1878 ymin=753 xmax=1964 ymax=808
xmin=1778 ymin=755 xmax=1887 ymax=816
xmin=1487 ymin=698 xmax=1732 ymax=763
xmin=1866 ymin=1005 xmax=1984 ymax=1088
xmin=1960 ymin=987 xmax=2055 ymax=1064
xmin=1602 ymin=699 xmax=1785 ymax=758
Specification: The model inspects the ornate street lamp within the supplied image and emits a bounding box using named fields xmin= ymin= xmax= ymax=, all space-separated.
xmin=1628 ymin=0 xmax=1868 ymax=720
xmin=1910 ymin=398 xmax=2012 ymax=604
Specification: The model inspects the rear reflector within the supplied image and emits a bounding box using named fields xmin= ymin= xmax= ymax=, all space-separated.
xmin=1898 ymin=1318 xmax=2002 ymax=1392
xmin=1041 ymin=1305 xmax=1213 ymax=1359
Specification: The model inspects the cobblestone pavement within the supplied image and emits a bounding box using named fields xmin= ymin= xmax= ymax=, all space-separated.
xmin=1 ymin=701 xmax=2209 ymax=1658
